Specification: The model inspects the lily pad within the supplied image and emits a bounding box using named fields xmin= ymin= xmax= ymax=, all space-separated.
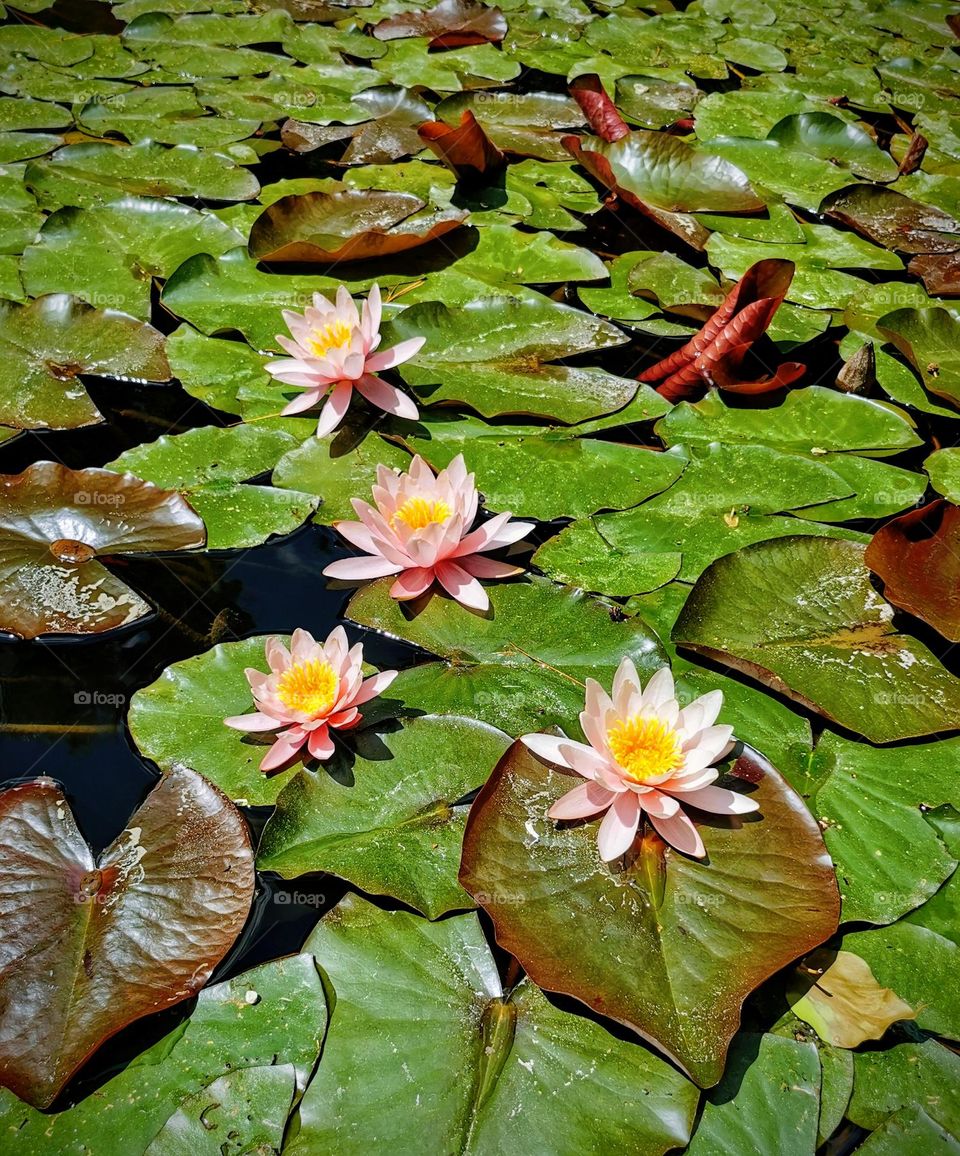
xmin=25 ymin=140 xmax=260 ymax=206
xmin=822 ymin=185 xmax=960 ymax=254
xmin=287 ymin=895 xmax=699 ymax=1155
xmin=767 ymin=111 xmax=899 ymax=182
xmin=876 ymin=307 xmax=960 ymax=409
xmin=384 ymin=296 xmax=634 ymax=422
xmin=674 ymin=535 xmax=960 ymax=743
xmin=592 ymin=442 xmax=863 ymax=583
xmin=105 ymin=424 xmax=319 ymax=549
xmin=249 ymin=189 xmax=467 ymax=264
xmin=282 ymin=85 xmax=431 ymax=165
xmin=0 ymin=461 xmax=206 ymax=638
xmin=165 ymin=325 xmax=278 ymax=418
xmin=460 ymin=741 xmax=839 ymax=1088
xmin=258 ymin=714 xmax=511 ymax=918
xmin=0 ymin=293 xmax=170 ymax=430
xmin=0 ymin=767 xmax=254 ymax=1108
xmin=0 ymin=951 xmax=325 ymax=1154
xmin=400 ymin=413 xmax=686 ymax=520
xmin=272 ymin=429 xmax=411 ymax=524
xmin=925 ymin=448 xmax=960 ymax=502
xmin=657 ymin=386 xmax=922 ymax=458
xmin=20 ymin=198 xmax=245 ymax=320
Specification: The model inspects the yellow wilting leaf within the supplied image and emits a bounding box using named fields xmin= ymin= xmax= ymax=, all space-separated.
xmin=788 ymin=948 xmax=916 ymax=1048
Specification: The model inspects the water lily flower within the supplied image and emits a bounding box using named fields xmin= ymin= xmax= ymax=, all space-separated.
xmin=521 ymin=660 xmax=758 ymax=860
xmin=323 ymin=453 xmax=534 ymax=612
xmin=264 ymin=284 xmax=424 ymax=437
xmin=224 ymin=626 xmax=396 ymax=772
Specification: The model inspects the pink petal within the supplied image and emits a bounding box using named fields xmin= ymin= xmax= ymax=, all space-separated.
xmin=596 ymin=792 xmax=641 ymax=861
xmin=678 ymin=689 xmax=724 ymax=735
xmin=390 ymin=566 xmax=435 ymax=601
xmin=364 ymin=336 xmax=425 ymax=373
xmin=520 ymin=733 xmax=576 ymax=769
xmin=353 ymin=372 xmax=419 ymax=419
xmin=323 ymin=555 xmax=403 ymax=580
xmin=334 ymin=520 xmax=381 ymax=554
xmin=224 ymin=712 xmax=278 ymax=732
xmin=260 ymin=731 xmax=307 ymax=773
xmin=362 ymin=283 xmax=382 ymax=341
xmin=315 ymin=380 xmax=353 ymax=438
xmin=435 ymin=559 xmax=488 ymax=611
xmin=307 ymin=726 xmax=335 ymax=761
xmin=281 ymin=389 xmax=325 ymax=416
xmin=549 ymin=781 xmax=616 ymax=820
xmin=351 ymin=669 xmax=398 ymax=706
xmin=648 ymin=810 xmax=705 ymax=858
xmin=458 ymin=554 xmax=524 ymax=579
xmin=667 ymin=784 xmax=759 ymax=815
xmin=641 ymin=666 xmax=676 ymax=711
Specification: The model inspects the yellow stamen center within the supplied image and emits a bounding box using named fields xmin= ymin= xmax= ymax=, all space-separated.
xmin=306 ymin=320 xmax=353 ymax=359
xmin=607 ymin=715 xmax=684 ymax=783
xmin=390 ymin=496 xmax=452 ymax=532
xmin=276 ymin=659 xmax=338 ymax=716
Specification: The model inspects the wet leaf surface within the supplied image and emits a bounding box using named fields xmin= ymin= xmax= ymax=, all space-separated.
xmin=0 ymin=767 xmax=254 ymax=1108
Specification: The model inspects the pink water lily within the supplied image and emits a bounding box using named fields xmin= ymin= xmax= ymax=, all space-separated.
xmin=224 ymin=626 xmax=397 ymax=773
xmin=323 ymin=453 xmax=534 ymax=612
xmin=521 ymin=660 xmax=758 ymax=860
xmin=264 ymin=283 xmax=423 ymax=437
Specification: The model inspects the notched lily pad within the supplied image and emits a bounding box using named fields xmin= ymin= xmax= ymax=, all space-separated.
xmin=674 ymin=535 xmax=960 ymax=743
xmin=0 ymin=461 xmax=205 ymax=638
xmin=0 ymin=766 xmax=254 ymax=1108
xmin=249 ymin=188 xmax=468 ymax=263
xmin=460 ymin=741 xmax=839 ymax=1088
xmin=0 ymin=293 xmax=170 ymax=431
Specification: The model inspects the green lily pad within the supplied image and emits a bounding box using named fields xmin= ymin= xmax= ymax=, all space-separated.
xmin=20 ymin=197 xmax=245 ymax=320
xmin=77 ymin=86 xmax=261 ymax=147
xmin=0 ymin=951 xmax=325 ymax=1153
xmin=105 ymin=424 xmax=318 ymax=549
xmin=767 ymin=111 xmax=900 ymax=182
xmin=258 ymin=715 xmax=511 ymax=918
xmin=460 ymin=741 xmax=839 ymax=1088
xmin=574 ymin=130 xmax=763 ymax=214
xmin=161 ymin=248 xmax=383 ymax=350
xmin=0 ymin=293 xmax=169 ymax=430
xmin=616 ymin=74 xmax=700 ymax=130
xmin=287 ymin=895 xmax=699 ymax=1155
xmin=129 ymin=633 xmax=390 ymax=807
xmin=0 ymin=172 xmax=42 ymax=255
xmin=25 ymin=141 xmax=260 ymax=207
xmin=791 ymin=453 xmax=927 ymax=523
xmin=272 ymin=428 xmax=411 ymax=524
xmin=384 ymin=296 xmax=633 ymax=422
xmin=164 ymin=325 xmax=279 ymax=418
xmin=849 ymin=1036 xmax=960 ymax=1136
xmin=804 ymin=733 xmax=960 ymax=924
xmin=399 ymin=413 xmax=686 ymax=520
xmin=877 ymin=307 xmax=960 ymax=409
xmin=348 ymin=575 xmax=667 ymax=691
xmin=593 ymin=442 xmax=864 ymax=583
xmin=533 ymin=517 xmax=682 ymax=596
xmin=686 ymin=1035 xmax=821 ymax=1154
xmin=656 ymin=386 xmax=922 ymax=458
xmin=925 ymin=448 xmax=960 ymax=502
xmin=703 ymin=136 xmax=860 ymax=212
xmin=674 ymin=535 xmax=960 ymax=743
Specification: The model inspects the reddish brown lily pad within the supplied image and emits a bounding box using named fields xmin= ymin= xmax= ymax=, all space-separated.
xmin=373 ymin=0 xmax=506 ymax=49
xmin=822 ymin=185 xmax=960 ymax=254
xmin=0 ymin=766 xmax=254 ymax=1108
xmin=908 ymin=251 xmax=960 ymax=296
xmin=419 ymin=110 xmax=506 ymax=182
xmin=570 ymin=73 xmax=629 ymax=143
xmin=0 ymin=293 xmax=170 ymax=432
xmin=865 ymin=500 xmax=960 ymax=642
xmin=248 ymin=188 xmax=467 ymax=263
xmin=638 ymin=258 xmax=798 ymax=401
xmin=460 ymin=741 xmax=839 ymax=1088
xmin=0 ymin=461 xmax=206 ymax=639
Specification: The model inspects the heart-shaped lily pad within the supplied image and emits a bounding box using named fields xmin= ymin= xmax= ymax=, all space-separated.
xmin=285 ymin=895 xmax=700 ymax=1155
xmin=459 ymin=741 xmax=839 ymax=1088
xmin=0 ymin=462 xmax=205 ymax=638
xmin=249 ymin=188 xmax=467 ymax=263
xmin=258 ymin=714 xmax=511 ymax=918
xmin=0 ymin=766 xmax=254 ymax=1108
xmin=876 ymin=307 xmax=960 ymax=409
xmin=674 ymin=535 xmax=960 ymax=743
xmin=0 ymin=951 xmax=325 ymax=1153
xmin=0 ymin=293 xmax=170 ymax=431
